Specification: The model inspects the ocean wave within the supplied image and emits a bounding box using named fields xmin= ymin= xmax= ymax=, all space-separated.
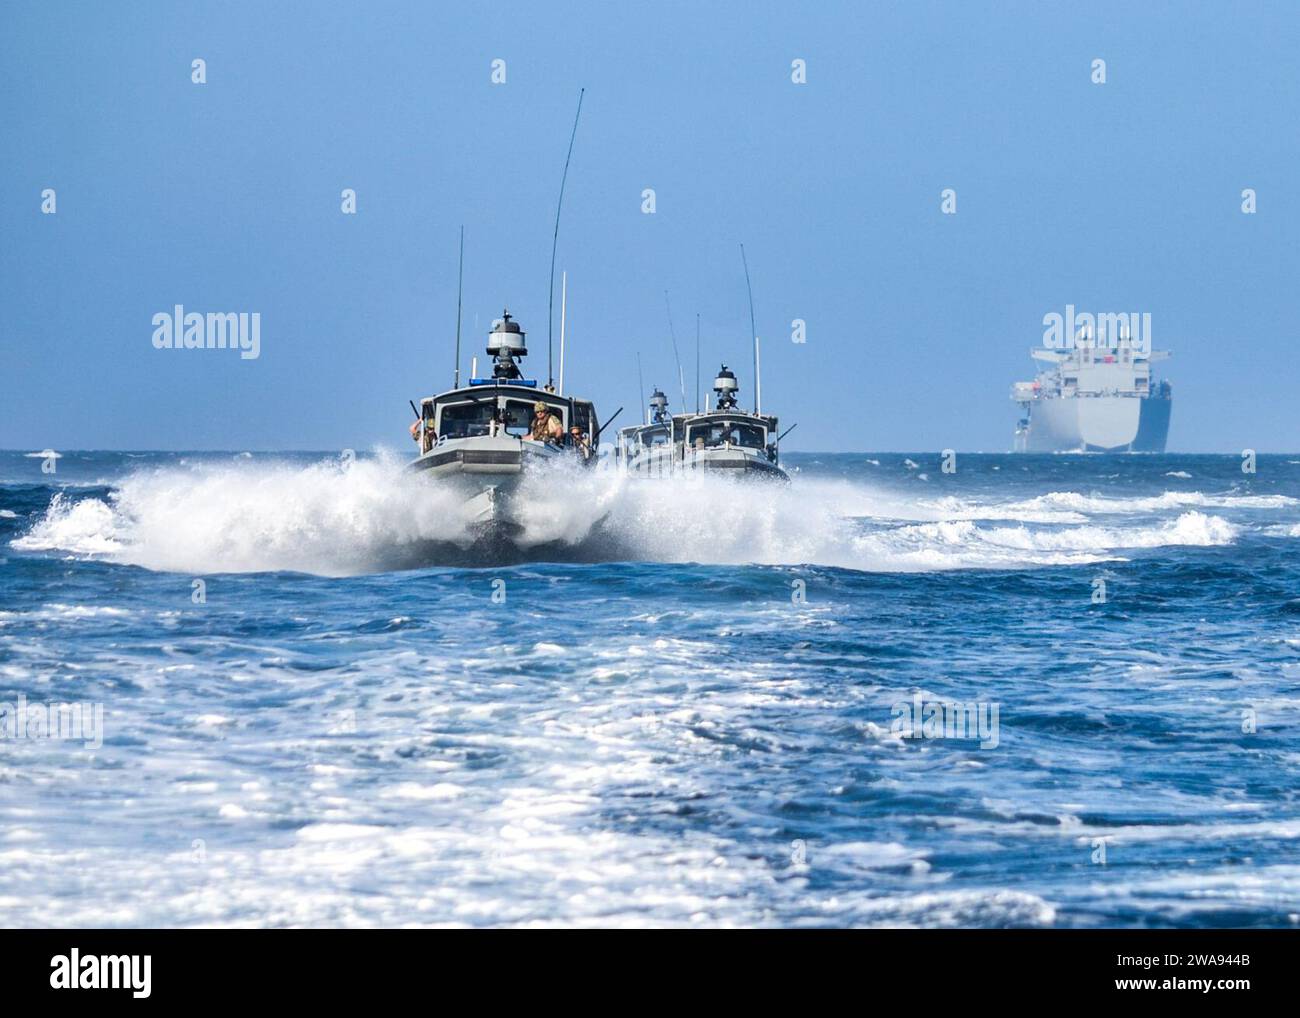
xmin=9 ymin=455 xmax=1253 ymax=576
xmin=0 ymin=818 xmax=1057 ymax=927
xmin=1007 ymin=490 xmax=1297 ymax=515
xmin=845 ymin=511 xmax=1235 ymax=570
xmin=12 ymin=454 xmax=509 ymax=575
xmin=914 ymin=495 xmax=1089 ymax=525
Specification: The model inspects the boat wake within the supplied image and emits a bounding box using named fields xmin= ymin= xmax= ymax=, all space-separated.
xmin=11 ymin=452 xmax=1255 ymax=576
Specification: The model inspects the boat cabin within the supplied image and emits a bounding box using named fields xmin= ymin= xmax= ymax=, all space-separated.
xmin=419 ymin=385 xmax=596 ymax=450
xmin=414 ymin=310 xmax=598 ymax=455
xmin=679 ymin=414 xmax=771 ymax=452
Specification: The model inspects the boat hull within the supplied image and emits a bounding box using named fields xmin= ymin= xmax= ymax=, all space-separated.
xmin=684 ymin=450 xmax=789 ymax=480
xmin=406 ymin=436 xmax=559 ymax=540
xmin=1017 ymin=393 xmax=1171 ymax=453
xmin=400 ymin=437 xmax=616 ymax=565
xmin=623 ymin=447 xmax=789 ymax=480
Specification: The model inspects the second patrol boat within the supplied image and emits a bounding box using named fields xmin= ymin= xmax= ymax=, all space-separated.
xmin=616 ymin=365 xmax=788 ymax=480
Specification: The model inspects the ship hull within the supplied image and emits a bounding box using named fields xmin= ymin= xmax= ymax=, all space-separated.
xmin=1018 ymin=394 xmax=1171 ymax=453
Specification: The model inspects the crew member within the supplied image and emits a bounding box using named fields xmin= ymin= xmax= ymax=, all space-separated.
xmin=529 ymin=401 xmax=563 ymax=443
xmin=410 ymin=417 xmax=436 ymax=452
xmin=570 ymin=425 xmax=592 ymax=461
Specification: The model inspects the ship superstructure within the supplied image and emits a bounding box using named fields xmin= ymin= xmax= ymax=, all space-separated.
xmin=1012 ymin=327 xmax=1172 ymax=452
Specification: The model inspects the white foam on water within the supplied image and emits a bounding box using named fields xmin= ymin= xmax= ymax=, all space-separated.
xmin=912 ymin=494 xmax=1089 ymax=524
xmin=13 ymin=454 xmax=488 ymax=575
xmin=1006 ymin=490 xmax=1296 ymax=514
xmin=840 ymin=511 xmax=1235 ymax=570
xmin=593 ymin=474 xmax=1238 ymax=571
xmin=10 ymin=455 xmax=1248 ymax=576
xmin=0 ymin=821 xmax=1060 ymax=927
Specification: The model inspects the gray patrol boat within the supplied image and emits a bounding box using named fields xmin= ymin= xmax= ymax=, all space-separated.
xmin=616 ymin=365 xmax=788 ymax=480
xmin=407 ymin=310 xmax=600 ymax=541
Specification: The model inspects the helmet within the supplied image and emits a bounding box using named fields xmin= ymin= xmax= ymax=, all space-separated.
xmin=534 ymin=401 xmax=548 ymax=413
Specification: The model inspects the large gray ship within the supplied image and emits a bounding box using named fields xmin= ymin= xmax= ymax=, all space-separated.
xmin=1012 ymin=328 xmax=1172 ymax=452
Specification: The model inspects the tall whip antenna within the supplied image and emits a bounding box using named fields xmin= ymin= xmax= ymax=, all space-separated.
xmin=663 ymin=290 xmax=688 ymax=412
xmin=453 ymin=226 xmax=464 ymax=387
xmin=636 ymin=352 xmax=645 ymax=424
xmin=694 ymin=312 xmax=700 ymax=413
xmin=548 ymin=88 xmax=585 ymax=390
xmin=741 ymin=243 xmax=760 ymax=414
xmin=558 ymin=270 xmax=567 ymax=395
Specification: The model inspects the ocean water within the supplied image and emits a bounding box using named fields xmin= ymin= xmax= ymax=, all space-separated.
xmin=2 ymin=448 xmax=1299 ymax=928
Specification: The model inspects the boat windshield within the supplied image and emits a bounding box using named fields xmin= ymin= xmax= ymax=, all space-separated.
xmin=638 ymin=426 xmax=670 ymax=448
xmin=688 ymin=421 xmax=767 ymax=450
xmin=438 ymin=399 xmax=496 ymax=439
xmin=437 ymin=396 xmax=568 ymax=438
xmin=504 ymin=398 xmax=563 ymax=436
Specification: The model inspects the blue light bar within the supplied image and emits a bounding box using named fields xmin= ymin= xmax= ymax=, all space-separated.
xmin=469 ymin=378 xmax=538 ymax=387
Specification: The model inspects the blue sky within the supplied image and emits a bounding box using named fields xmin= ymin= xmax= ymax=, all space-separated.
xmin=1 ymin=0 xmax=1297 ymax=452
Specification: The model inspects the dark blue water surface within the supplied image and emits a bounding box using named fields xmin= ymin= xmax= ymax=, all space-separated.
xmin=1 ymin=449 xmax=1298 ymax=927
